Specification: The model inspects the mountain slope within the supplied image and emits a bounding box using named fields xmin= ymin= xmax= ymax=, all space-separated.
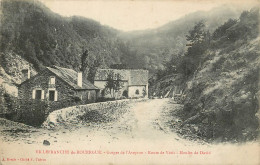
xmin=0 ymin=0 xmax=246 ymax=82
xmin=151 ymin=8 xmax=260 ymax=142
xmin=0 ymin=0 xmax=124 ymax=78
xmin=119 ymin=5 xmax=243 ymax=73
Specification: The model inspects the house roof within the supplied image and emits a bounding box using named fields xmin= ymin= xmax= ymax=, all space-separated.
xmin=95 ymin=69 xmax=130 ymax=81
xmin=129 ymin=70 xmax=149 ymax=86
xmin=47 ymin=66 xmax=99 ymax=90
xmin=94 ymin=69 xmax=148 ymax=86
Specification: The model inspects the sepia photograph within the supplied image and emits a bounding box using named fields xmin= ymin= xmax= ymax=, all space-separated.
xmin=0 ymin=0 xmax=259 ymax=164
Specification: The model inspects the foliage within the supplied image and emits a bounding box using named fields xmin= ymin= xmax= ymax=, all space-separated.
xmin=212 ymin=19 xmax=238 ymax=40
xmin=154 ymin=8 xmax=259 ymax=83
xmin=142 ymin=88 xmax=147 ymax=97
xmin=186 ymin=21 xmax=207 ymax=45
xmin=0 ymin=0 xmax=125 ymax=73
xmin=211 ymin=8 xmax=259 ymax=47
xmin=122 ymin=90 xmax=128 ymax=98
xmin=81 ymin=50 xmax=89 ymax=72
xmin=16 ymin=99 xmax=48 ymax=126
xmin=80 ymin=49 xmax=103 ymax=83
xmin=149 ymin=8 xmax=260 ymax=142
xmin=118 ymin=41 xmax=145 ymax=69
xmin=0 ymin=86 xmax=18 ymax=115
xmin=119 ymin=6 xmax=241 ymax=73
xmin=154 ymin=21 xmax=211 ymax=82
xmin=0 ymin=0 xmax=243 ymax=77
xmin=104 ymin=71 xmax=124 ymax=98
xmin=183 ymin=21 xmax=211 ymax=77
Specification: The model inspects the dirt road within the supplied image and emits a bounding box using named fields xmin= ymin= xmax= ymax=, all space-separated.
xmin=0 ymin=99 xmax=259 ymax=165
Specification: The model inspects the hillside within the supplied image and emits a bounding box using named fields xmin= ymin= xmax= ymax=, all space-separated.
xmin=119 ymin=5 xmax=243 ymax=73
xmin=0 ymin=0 xmax=125 ymax=84
xmin=150 ymin=8 xmax=260 ymax=142
xmin=0 ymin=0 xmax=245 ymax=85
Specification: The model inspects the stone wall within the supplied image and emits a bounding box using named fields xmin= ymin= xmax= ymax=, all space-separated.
xmin=43 ymin=98 xmax=148 ymax=128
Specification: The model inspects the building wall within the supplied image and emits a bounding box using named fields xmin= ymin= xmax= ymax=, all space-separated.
xmin=76 ymin=90 xmax=97 ymax=103
xmin=18 ymin=69 xmax=97 ymax=103
xmin=94 ymin=80 xmax=128 ymax=99
xmin=94 ymin=81 xmax=107 ymax=90
xmin=128 ymin=85 xmax=147 ymax=98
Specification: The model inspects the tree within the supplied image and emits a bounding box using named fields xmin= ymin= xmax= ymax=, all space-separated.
xmin=122 ymin=90 xmax=128 ymax=98
xmin=212 ymin=19 xmax=238 ymax=40
xmin=114 ymin=73 xmax=123 ymax=94
xmin=81 ymin=49 xmax=89 ymax=72
xmin=181 ymin=21 xmax=211 ymax=77
xmin=80 ymin=49 xmax=103 ymax=83
xmin=105 ymin=71 xmax=114 ymax=97
xmin=142 ymin=88 xmax=147 ymax=97
xmin=186 ymin=21 xmax=207 ymax=45
xmin=104 ymin=71 xmax=123 ymax=98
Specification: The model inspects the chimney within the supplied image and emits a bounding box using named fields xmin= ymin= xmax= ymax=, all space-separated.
xmin=21 ymin=68 xmax=30 ymax=82
xmin=77 ymin=72 xmax=82 ymax=88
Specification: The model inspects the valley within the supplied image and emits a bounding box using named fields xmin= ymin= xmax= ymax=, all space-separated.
xmin=0 ymin=0 xmax=259 ymax=150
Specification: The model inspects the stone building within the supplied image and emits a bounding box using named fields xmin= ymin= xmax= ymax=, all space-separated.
xmin=94 ymin=69 xmax=149 ymax=99
xmin=18 ymin=65 xmax=99 ymax=104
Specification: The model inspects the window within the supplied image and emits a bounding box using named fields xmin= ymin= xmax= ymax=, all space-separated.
xmin=48 ymin=90 xmax=58 ymax=101
xmin=49 ymin=76 xmax=55 ymax=85
xmin=49 ymin=90 xmax=55 ymax=101
xmin=36 ymin=90 xmax=42 ymax=100
xmin=135 ymin=89 xmax=139 ymax=95
xmin=32 ymin=89 xmax=44 ymax=100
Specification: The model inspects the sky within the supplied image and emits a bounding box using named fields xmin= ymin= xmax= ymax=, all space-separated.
xmin=40 ymin=0 xmax=259 ymax=31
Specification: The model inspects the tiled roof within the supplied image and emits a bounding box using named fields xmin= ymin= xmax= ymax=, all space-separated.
xmin=94 ymin=69 xmax=130 ymax=81
xmin=94 ymin=69 xmax=148 ymax=86
xmin=47 ymin=66 xmax=99 ymax=90
xmin=129 ymin=70 xmax=149 ymax=86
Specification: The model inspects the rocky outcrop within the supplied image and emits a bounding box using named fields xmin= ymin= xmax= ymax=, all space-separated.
xmin=0 ymin=51 xmax=37 ymax=96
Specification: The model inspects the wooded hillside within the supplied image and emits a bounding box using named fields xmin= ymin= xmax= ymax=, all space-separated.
xmin=150 ymin=8 xmax=259 ymax=142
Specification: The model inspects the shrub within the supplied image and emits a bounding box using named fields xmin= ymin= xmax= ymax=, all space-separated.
xmin=122 ymin=90 xmax=128 ymax=98
xmin=16 ymin=99 xmax=48 ymax=127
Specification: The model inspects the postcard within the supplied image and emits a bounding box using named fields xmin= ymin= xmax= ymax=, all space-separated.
xmin=0 ymin=0 xmax=259 ymax=164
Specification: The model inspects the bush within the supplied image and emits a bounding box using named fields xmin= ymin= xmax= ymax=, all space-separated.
xmin=15 ymin=99 xmax=48 ymax=127
xmin=122 ymin=90 xmax=128 ymax=98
